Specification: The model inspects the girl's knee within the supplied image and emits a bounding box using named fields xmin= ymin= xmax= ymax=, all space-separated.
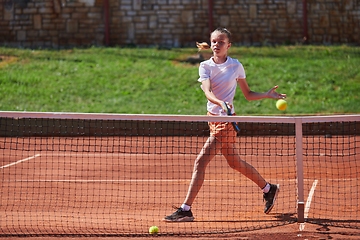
xmin=226 ymin=158 xmax=239 ymax=170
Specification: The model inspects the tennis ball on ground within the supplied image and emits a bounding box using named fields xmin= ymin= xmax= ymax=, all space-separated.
xmin=149 ymin=226 xmax=159 ymax=234
xmin=276 ymin=99 xmax=287 ymax=111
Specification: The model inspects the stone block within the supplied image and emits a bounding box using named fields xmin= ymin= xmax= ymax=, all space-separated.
xmin=135 ymin=22 xmax=147 ymax=29
xmin=287 ymin=1 xmax=296 ymax=14
xmin=95 ymin=33 xmax=104 ymax=45
xmin=39 ymin=30 xmax=49 ymax=37
xmin=159 ymin=17 xmax=169 ymax=23
xmin=88 ymin=12 xmax=102 ymax=19
xmin=4 ymin=8 xmax=14 ymax=21
xmin=76 ymin=8 xmax=89 ymax=13
xmin=133 ymin=0 xmax=141 ymax=10
xmin=270 ymin=19 xmax=277 ymax=32
xmin=134 ymin=16 xmax=148 ymax=22
xmin=22 ymin=23 xmax=34 ymax=29
xmin=149 ymin=21 xmax=157 ymax=29
xmin=72 ymin=13 xmax=87 ymax=19
xmin=122 ymin=16 xmax=133 ymax=23
xmin=17 ymin=30 xmax=26 ymax=41
xmin=128 ymin=22 xmax=135 ymax=40
xmin=329 ymin=28 xmax=339 ymax=35
xmin=313 ymin=28 xmax=325 ymax=35
xmin=34 ymin=14 xmax=42 ymax=29
xmin=26 ymin=2 xmax=34 ymax=7
xmin=78 ymin=26 xmax=94 ymax=33
xmin=15 ymin=14 xmax=29 ymax=20
xmin=68 ymin=38 xmax=82 ymax=45
xmin=78 ymin=0 xmax=95 ymax=7
xmin=66 ymin=2 xmax=85 ymax=7
xmin=56 ymin=23 xmax=66 ymax=30
xmin=23 ymin=8 xmax=38 ymax=14
xmin=220 ymin=15 xmax=230 ymax=27
xmin=277 ymin=19 xmax=287 ymax=28
xmin=44 ymin=14 xmax=60 ymax=19
xmin=217 ymin=10 xmax=229 ymax=15
xmin=61 ymin=13 xmax=71 ymax=18
xmin=43 ymin=23 xmax=56 ymax=30
xmin=81 ymin=19 xmax=99 ymax=26
xmin=126 ymin=11 xmax=137 ymax=16
xmin=344 ymin=0 xmax=353 ymax=10
xmin=319 ymin=15 xmax=329 ymax=27
xmin=74 ymin=33 xmax=87 ymax=38
xmin=39 ymin=7 xmax=54 ymax=14
xmin=61 ymin=8 xmax=73 ymax=14
xmin=275 ymin=9 xmax=286 ymax=15
xmin=249 ymin=5 xmax=257 ymax=18
xmin=181 ymin=10 xmax=193 ymax=23
xmin=121 ymin=5 xmax=132 ymax=10
xmin=160 ymin=5 xmax=176 ymax=10
xmin=94 ymin=0 xmax=103 ymax=7
xmin=67 ymin=19 xmax=78 ymax=33
xmin=258 ymin=9 xmax=275 ymax=15
xmin=53 ymin=0 xmax=61 ymax=13
xmin=27 ymin=30 xmax=39 ymax=37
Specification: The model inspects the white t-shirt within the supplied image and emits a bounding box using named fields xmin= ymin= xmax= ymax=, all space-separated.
xmin=198 ymin=56 xmax=246 ymax=116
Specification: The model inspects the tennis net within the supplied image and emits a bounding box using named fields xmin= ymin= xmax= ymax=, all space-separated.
xmin=0 ymin=112 xmax=359 ymax=236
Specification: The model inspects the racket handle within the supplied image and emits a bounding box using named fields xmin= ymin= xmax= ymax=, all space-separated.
xmin=224 ymin=102 xmax=232 ymax=116
xmin=224 ymin=102 xmax=240 ymax=132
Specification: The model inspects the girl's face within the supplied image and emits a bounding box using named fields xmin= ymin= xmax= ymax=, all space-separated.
xmin=210 ymin=32 xmax=231 ymax=56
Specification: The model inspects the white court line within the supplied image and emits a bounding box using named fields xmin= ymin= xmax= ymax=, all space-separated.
xmin=12 ymin=152 xmax=294 ymax=158
xmin=299 ymin=179 xmax=318 ymax=231
xmin=0 ymin=154 xmax=41 ymax=169
xmin=27 ymin=152 xmax=200 ymax=158
xmin=1 ymin=179 xmax=232 ymax=182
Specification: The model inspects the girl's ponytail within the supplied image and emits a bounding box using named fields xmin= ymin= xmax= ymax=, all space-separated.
xmin=196 ymin=42 xmax=210 ymax=51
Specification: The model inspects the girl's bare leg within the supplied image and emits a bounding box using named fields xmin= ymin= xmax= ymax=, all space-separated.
xmin=183 ymin=136 xmax=222 ymax=206
xmin=221 ymin=143 xmax=267 ymax=189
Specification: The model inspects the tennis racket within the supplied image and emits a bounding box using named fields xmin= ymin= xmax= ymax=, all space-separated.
xmin=224 ymin=103 xmax=240 ymax=132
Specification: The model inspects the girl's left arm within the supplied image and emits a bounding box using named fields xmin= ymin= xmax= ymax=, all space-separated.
xmin=237 ymin=78 xmax=286 ymax=101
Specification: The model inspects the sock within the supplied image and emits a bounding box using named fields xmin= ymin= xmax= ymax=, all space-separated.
xmin=262 ymin=183 xmax=271 ymax=193
xmin=181 ymin=203 xmax=191 ymax=211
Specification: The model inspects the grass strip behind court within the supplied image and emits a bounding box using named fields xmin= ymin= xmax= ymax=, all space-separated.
xmin=0 ymin=45 xmax=359 ymax=115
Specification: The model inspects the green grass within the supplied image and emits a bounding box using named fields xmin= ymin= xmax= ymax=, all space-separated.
xmin=0 ymin=45 xmax=359 ymax=115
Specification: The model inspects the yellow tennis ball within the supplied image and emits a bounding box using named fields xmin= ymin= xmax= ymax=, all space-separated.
xmin=276 ymin=99 xmax=287 ymax=111
xmin=149 ymin=226 xmax=159 ymax=234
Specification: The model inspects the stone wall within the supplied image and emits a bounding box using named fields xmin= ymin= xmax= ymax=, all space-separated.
xmin=307 ymin=0 xmax=359 ymax=43
xmin=1 ymin=0 xmax=359 ymax=48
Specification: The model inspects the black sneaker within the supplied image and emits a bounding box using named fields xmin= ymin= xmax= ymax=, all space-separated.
xmin=164 ymin=207 xmax=195 ymax=222
xmin=263 ymin=184 xmax=280 ymax=214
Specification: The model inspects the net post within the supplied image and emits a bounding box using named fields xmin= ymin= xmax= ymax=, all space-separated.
xmin=295 ymin=117 xmax=305 ymax=223
xmin=297 ymin=202 xmax=305 ymax=223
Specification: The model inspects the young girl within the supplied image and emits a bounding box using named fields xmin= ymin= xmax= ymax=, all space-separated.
xmin=164 ymin=28 xmax=286 ymax=222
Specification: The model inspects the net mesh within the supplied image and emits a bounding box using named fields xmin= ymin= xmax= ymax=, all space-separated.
xmin=303 ymin=121 xmax=360 ymax=228
xmin=0 ymin=112 xmax=359 ymax=236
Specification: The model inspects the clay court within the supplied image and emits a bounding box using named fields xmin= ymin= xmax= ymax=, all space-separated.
xmin=1 ymin=113 xmax=359 ymax=238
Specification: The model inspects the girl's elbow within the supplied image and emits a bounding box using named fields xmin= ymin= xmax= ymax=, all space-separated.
xmin=243 ymin=95 xmax=252 ymax=101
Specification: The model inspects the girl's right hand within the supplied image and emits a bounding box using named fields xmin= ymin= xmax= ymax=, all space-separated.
xmin=220 ymin=101 xmax=232 ymax=113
